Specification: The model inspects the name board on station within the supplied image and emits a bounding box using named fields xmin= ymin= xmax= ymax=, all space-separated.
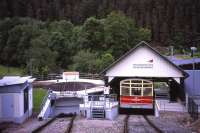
xmin=132 ymin=59 xmax=153 ymax=69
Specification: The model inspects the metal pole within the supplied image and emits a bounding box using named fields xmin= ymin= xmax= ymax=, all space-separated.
xmin=193 ymin=57 xmax=195 ymax=96
xmin=191 ymin=47 xmax=197 ymax=96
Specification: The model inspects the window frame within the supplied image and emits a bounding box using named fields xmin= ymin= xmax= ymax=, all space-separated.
xmin=120 ymin=79 xmax=153 ymax=96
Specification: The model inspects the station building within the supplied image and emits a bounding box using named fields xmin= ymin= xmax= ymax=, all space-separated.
xmin=101 ymin=41 xmax=188 ymax=114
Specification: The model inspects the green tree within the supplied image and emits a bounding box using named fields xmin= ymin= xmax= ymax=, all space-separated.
xmin=48 ymin=20 xmax=74 ymax=68
xmin=104 ymin=11 xmax=151 ymax=58
xmin=2 ymin=24 xmax=22 ymax=66
xmin=28 ymin=32 xmax=57 ymax=75
xmin=71 ymin=26 xmax=82 ymax=52
xmin=0 ymin=18 xmax=21 ymax=64
xmin=71 ymin=51 xmax=114 ymax=73
xmin=77 ymin=17 xmax=105 ymax=51
xmin=48 ymin=20 xmax=73 ymax=39
xmin=97 ymin=53 xmax=114 ymax=71
xmin=0 ymin=18 xmax=44 ymax=66
xmin=70 ymin=50 xmax=99 ymax=73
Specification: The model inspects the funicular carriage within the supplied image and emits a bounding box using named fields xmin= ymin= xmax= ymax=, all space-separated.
xmin=120 ymin=79 xmax=154 ymax=109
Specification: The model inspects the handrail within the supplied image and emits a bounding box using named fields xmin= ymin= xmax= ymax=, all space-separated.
xmin=87 ymin=94 xmax=118 ymax=110
xmin=188 ymin=96 xmax=200 ymax=120
xmin=40 ymin=90 xmax=51 ymax=111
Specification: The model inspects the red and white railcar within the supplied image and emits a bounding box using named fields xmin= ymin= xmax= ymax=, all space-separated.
xmin=120 ymin=79 xmax=154 ymax=109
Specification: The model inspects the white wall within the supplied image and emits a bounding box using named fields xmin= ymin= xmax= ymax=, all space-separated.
xmin=53 ymin=98 xmax=83 ymax=116
xmin=0 ymin=93 xmax=19 ymax=118
xmin=13 ymin=93 xmax=21 ymax=117
xmin=0 ymin=95 xmax=2 ymax=118
xmin=15 ymin=93 xmax=24 ymax=117
xmin=106 ymin=46 xmax=184 ymax=78
xmin=29 ymin=87 xmax=33 ymax=111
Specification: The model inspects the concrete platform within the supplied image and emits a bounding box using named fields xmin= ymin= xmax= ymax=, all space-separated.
xmin=80 ymin=101 xmax=119 ymax=120
xmin=156 ymin=100 xmax=186 ymax=112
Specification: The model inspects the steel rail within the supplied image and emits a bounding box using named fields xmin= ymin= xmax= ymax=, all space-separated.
xmin=124 ymin=115 xmax=163 ymax=133
xmin=123 ymin=115 xmax=129 ymax=133
xmin=32 ymin=113 xmax=74 ymax=133
xmin=64 ymin=114 xmax=76 ymax=133
xmin=143 ymin=115 xmax=163 ymax=133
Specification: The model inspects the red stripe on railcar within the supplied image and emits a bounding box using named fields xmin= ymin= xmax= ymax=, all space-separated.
xmin=120 ymin=96 xmax=153 ymax=104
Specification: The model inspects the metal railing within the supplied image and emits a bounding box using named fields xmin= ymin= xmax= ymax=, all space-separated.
xmin=33 ymin=73 xmax=102 ymax=81
xmin=188 ymin=96 xmax=200 ymax=121
xmin=88 ymin=94 xmax=117 ymax=102
xmin=40 ymin=90 xmax=51 ymax=111
xmin=33 ymin=73 xmax=62 ymax=81
xmin=79 ymin=73 xmax=103 ymax=80
xmin=86 ymin=94 xmax=118 ymax=109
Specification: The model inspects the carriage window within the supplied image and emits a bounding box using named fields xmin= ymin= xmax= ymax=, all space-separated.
xmin=131 ymin=88 xmax=141 ymax=95
xmin=131 ymin=80 xmax=142 ymax=83
xmin=143 ymin=87 xmax=152 ymax=96
xmin=131 ymin=84 xmax=142 ymax=87
xmin=121 ymin=87 xmax=130 ymax=96
xmin=143 ymin=84 xmax=152 ymax=88
xmin=124 ymin=80 xmax=130 ymax=83
xmin=120 ymin=79 xmax=153 ymax=96
xmin=122 ymin=84 xmax=130 ymax=87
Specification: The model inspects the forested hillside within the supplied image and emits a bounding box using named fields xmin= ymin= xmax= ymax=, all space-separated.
xmin=0 ymin=12 xmax=151 ymax=74
xmin=0 ymin=0 xmax=200 ymax=45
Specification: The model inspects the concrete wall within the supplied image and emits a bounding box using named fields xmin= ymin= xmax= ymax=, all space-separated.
xmin=52 ymin=97 xmax=83 ymax=116
xmin=105 ymin=107 xmax=118 ymax=120
xmin=184 ymin=70 xmax=200 ymax=96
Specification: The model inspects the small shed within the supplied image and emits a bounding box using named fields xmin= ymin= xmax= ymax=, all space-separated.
xmin=0 ymin=76 xmax=35 ymax=124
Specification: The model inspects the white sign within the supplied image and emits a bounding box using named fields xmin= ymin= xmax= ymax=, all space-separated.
xmin=133 ymin=64 xmax=153 ymax=68
xmin=133 ymin=59 xmax=153 ymax=69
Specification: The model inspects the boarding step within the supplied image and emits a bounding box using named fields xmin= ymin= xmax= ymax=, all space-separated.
xmin=91 ymin=108 xmax=105 ymax=118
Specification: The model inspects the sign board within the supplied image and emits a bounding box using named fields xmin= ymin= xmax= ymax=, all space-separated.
xmin=133 ymin=59 xmax=153 ymax=69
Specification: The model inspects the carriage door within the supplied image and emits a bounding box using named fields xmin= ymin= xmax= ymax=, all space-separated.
xmin=120 ymin=79 xmax=153 ymax=109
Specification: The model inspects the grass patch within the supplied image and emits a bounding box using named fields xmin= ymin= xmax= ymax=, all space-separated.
xmin=33 ymin=88 xmax=47 ymax=113
xmin=0 ymin=65 xmax=24 ymax=76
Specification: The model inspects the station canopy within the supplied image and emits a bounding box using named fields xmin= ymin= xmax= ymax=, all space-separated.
xmin=101 ymin=41 xmax=188 ymax=83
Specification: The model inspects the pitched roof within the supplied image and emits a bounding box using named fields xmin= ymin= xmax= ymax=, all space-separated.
xmin=169 ymin=57 xmax=200 ymax=66
xmin=0 ymin=76 xmax=35 ymax=86
xmin=101 ymin=41 xmax=188 ymax=78
xmin=46 ymin=82 xmax=98 ymax=91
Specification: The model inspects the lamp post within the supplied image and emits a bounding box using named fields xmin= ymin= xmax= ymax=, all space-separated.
xmin=190 ymin=46 xmax=197 ymax=96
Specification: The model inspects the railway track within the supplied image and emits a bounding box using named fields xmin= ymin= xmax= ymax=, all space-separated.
xmin=124 ymin=115 xmax=163 ymax=133
xmin=32 ymin=113 xmax=76 ymax=133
